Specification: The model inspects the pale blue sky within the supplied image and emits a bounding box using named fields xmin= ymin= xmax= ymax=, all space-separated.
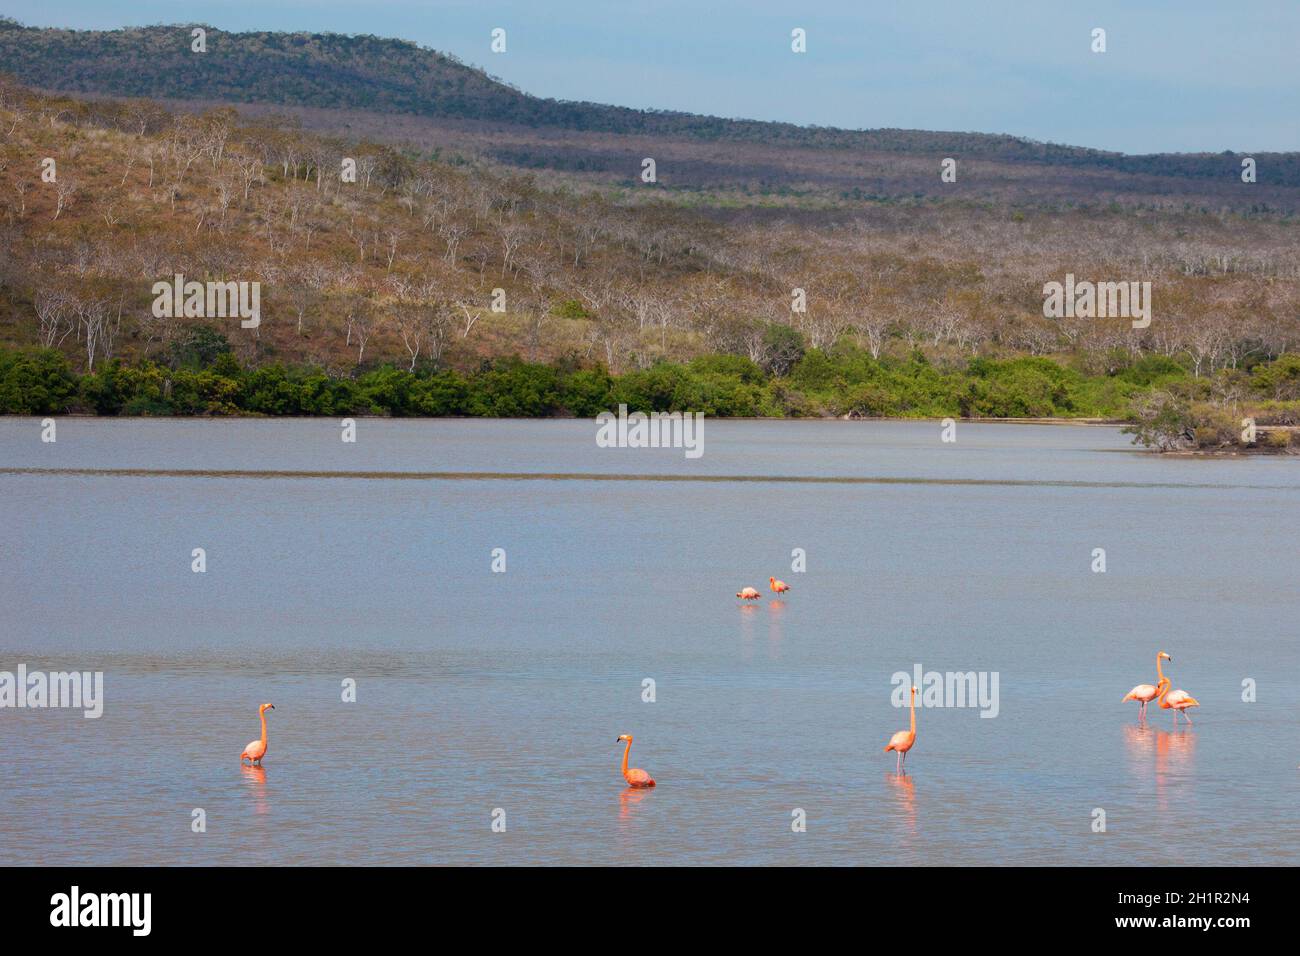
xmin=3 ymin=0 xmax=1297 ymax=154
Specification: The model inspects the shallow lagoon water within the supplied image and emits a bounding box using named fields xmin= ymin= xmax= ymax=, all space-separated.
xmin=1 ymin=417 xmax=1297 ymax=865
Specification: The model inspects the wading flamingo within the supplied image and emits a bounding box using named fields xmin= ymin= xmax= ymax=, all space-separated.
xmin=616 ymin=734 xmax=655 ymax=788
xmin=769 ymin=577 xmax=791 ymax=594
xmin=1158 ymin=675 xmax=1200 ymax=724
xmin=1123 ymin=651 xmax=1171 ymax=720
xmin=736 ymin=587 xmax=761 ymax=601
xmin=884 ymin=685 xmax=918 ymax=773
xmin=240 ymin=703 xmax=274 ymax=766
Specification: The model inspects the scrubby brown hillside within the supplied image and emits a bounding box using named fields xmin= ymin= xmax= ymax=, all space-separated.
xmin=1 ymin=75 xmax=1298 ymax=386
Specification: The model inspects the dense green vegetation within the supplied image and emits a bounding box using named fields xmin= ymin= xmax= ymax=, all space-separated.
xmin=4 ymin=335 xmax=1296 ymax=451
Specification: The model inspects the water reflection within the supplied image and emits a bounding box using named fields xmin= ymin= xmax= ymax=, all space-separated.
xmin=738 ymin=604 xmax=757 ymax=659
xmin=1153 ymin=727 xmax=1196 ymax=812
xmin=886 ymin=772 xmax=917 ymax=836
xmin=1123 ymin=721 xmax=1155 ymax=754
xmin=618 ymin=786 xmax=651 ymax=822
xmin=240 ymin=764 xmax=270 ymax=815
xmin=767 ymin=600 xmax=785 ymax=658
xmin=1124 ymin=722 xmax=1195 ymax=811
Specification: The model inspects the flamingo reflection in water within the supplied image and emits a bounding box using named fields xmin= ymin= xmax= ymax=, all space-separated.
xmin=886 ymin=770 xmax=917 ymax=835
xmin=1124 ymin=722 xmax=1195 ymax=814
xmin=240 ymin=763 xmax=270 ymax=815
xmin=619 ymin=786 xmax=651 ymax=821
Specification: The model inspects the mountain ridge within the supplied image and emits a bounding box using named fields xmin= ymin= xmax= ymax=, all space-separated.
xmin=2 ymin=16 xmax=1280 ymax=171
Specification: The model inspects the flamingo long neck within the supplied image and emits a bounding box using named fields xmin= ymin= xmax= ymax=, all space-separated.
xmin=621 ymin=740 xmax=631 ymax=776
xmin=1156 ymin=677 xmax=1170 ymax=702
xmin=259 ymin=709 xmax=268 ymax=747
xmin=1156 ymin=655 xmax=1166 ymax=685
xmin=909 ymin=691 xmax=916 ymax=735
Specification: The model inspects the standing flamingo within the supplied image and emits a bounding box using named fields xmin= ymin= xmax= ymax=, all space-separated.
xmin=240 ymin=703 xmax=274 ymax=766
xmin=736 ymin=587 xmax=761 ymax=601
xmin=1123 ymin=651 xmax=1171 ymax=720
xmin=769 ymin=577 xmax=791 ymax=594
xmin=1158 ymin=673 xmax=1200 ymax=724
xmin=616 ymin=734 xmax=656 ymax=788
xmin=884 ymin=685 xmax=918 ymax=773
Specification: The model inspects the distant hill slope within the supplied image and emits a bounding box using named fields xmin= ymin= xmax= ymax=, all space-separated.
xmin=3 ymin=17 xmax=1299 ymax=203
xmin=0 ymin=18 xmax=1055 ymax=155
xmin=1 ymin=20 xmax=545 ymax=124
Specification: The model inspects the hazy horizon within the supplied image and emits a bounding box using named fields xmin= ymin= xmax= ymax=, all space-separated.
xmin=1 ymin=0 xmax=1297 ymax=155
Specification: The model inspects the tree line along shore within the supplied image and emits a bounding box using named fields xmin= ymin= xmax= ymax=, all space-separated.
xmin=2 ymin=334 xmax=1297 ymax=454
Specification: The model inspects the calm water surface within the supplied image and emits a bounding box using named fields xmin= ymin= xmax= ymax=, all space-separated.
xmin=1 ymin=418 xmax=1297 ymax=865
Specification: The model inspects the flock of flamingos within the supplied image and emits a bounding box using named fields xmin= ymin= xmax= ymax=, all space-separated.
xmin=237 ymin=580 xmax=1201 ymax=788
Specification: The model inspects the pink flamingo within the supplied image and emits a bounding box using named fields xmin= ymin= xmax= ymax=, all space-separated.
xmin=1123 ymin=651 xmax=1171 ymax=720
xmin=1158 ymin=678 xmax=1200 ymax=724
xmin=736 ymin=587 xmax=761 ymax=601
xmin=240 ymin=703 xmax=274 ymax=766
xmin=616 ymin=734 xmax=655 ymax=788
xmin=884 ymin=685 xmax=918 ymax=773
xmin=769 ymin=577 xmax=791 ymax=594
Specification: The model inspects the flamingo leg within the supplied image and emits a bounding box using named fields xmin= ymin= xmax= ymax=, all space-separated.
xmin=1182 ymin=710 xmax=1192 ymax=725
xmin=895 ymin=751 xmax=901 ymax=773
